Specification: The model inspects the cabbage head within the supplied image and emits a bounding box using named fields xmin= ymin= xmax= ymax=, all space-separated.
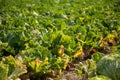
xmin=97 ymin=54 xmax=120 ymax=80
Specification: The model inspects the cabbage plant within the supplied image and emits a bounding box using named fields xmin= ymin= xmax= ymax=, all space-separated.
xmin=88 ymin=75 xmax=111 ymax=80
xmin=97 ymin=54 xmax=120 ymax=80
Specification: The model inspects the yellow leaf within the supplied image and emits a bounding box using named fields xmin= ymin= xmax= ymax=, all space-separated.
xmin=44 ymin=57 xmax=49 ymax=61
xmin=24 ymin=43 xmax=29 ymax=49
xmin=117 ymin=26 xmax=120 ymax=31
xmin=63 ymin=55 xmax=69 ymax=69
xmin=79 ymin=17 xmax=84 ymax=21
xmin=57 ymin=57 xmax=62 ymax=62
xmin=74 ymin=48 xmax=84 ymax=59
xmin=29 ymin=58 xmax=42 ymax=71
xmin=58 ymin=45 xmax=64 ymax=57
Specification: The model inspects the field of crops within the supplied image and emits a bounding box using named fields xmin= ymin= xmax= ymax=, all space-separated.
xmin=0 ymin=0 xmax=120 ymax=80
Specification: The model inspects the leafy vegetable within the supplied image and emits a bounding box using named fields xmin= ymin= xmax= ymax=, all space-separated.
xmin=97 ymin=54 xmax=120 ymax=80
xmin=0 ymin=56 xmax=27 ymax=80
xmin=0 ymin=0 xmax=120 ymax=79
xmin=88 ymin=75 xmax=111 ymax=80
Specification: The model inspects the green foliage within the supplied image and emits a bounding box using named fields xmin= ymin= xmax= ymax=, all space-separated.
xmin=0 ymin=56 xmax=27 ymax=80
xmin=76 ymin=59 xmax=97 ymax=78
xmin=28 ymin=58 xmax=49 ymax=73
xmin=0 ymin=63 xmax=8 ymax=80
xmin=0 ymin=0 xmax=120 ymax=79
xmin=49 ymin=55 xmax=69 ymax=70
xmin=18 ymin=46 xmax=52 ymax=62
xmin=92 ymin=52 xmax=104 ymax=63
xmin=88 ymin=75 xmax=111 ymax=80
xmin=97 ymin=54 xmax=120 ymax=80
